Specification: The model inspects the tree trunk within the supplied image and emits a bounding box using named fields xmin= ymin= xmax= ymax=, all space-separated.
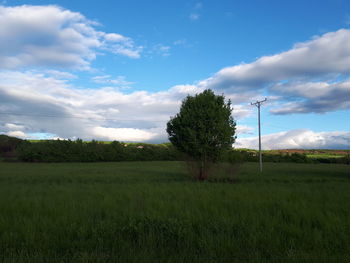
xmin=198 ymin=158 xmax=209 ymax=181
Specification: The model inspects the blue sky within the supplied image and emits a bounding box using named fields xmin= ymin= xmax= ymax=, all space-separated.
xmin=0 ymin=0 xmax=349 ymax=149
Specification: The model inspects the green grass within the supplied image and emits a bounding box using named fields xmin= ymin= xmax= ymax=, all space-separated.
xmin=0 ymin=162 xmax=349 ymax=262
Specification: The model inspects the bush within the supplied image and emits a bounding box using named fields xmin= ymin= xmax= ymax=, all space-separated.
xmin=0 ymin=135 xmax=24 ymax=161
xmin=0 ymin=134 xmax=23 ymax=152
xmin=2 ymin=134 xmax=349 ymax=164
xmin=16 ymin=139 xmax=181 ymax=162
xmin=224 ymin=149 xmax=244 ymax=164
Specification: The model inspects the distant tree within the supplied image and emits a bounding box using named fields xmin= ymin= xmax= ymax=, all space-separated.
xmin=167 ymin=89 xmax=236 ymax=180
xmin=0 ymin=134 xmax=23 ymax=153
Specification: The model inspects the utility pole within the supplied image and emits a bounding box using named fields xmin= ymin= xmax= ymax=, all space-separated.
xmin=251 ymin=98 xmax=267 ymax=173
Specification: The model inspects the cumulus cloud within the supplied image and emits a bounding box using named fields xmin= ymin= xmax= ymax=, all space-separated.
xmin=0 ymin=5 xmax=141 ymax=70
xmin=4 ymin=123 xmax=25 ymax=130
xmin=102 ymin=33 xmax=142 ymax=58
xmin=6 ymin=130 xmax=27 ymax=138
xmin=270 ymin=80 xmax=350 ymax=114
xmin=235 ymin=129 xmax=350 ymax=150
xmin=0 ymin=16 xmax=349 ymax=148
xmin=0 ymin=69 xmax=348 ymax=148
xmin=236 ymin=125 xmax=254 ymax=135
xmin=198 ymin=29 xmax=350 ymax=113
xmin=92 ymin=127 xmax=157 ymax=141
xmin=200 ymin=29 xmax=350 ymax=90
xmin=45 ymin=70 xmax=77 ymax=79
xmin=0 ymin=71 xmax=189 ymax=141
xmin=0 ymin=70 xmax=251 ymax=142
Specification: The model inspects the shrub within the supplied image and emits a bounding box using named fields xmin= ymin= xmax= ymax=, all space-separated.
xmin=16 ymin=139 xmax=181 ymax=162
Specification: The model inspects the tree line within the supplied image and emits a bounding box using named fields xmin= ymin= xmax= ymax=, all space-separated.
xmin=0 ymin=134 xmax=349 ymax=165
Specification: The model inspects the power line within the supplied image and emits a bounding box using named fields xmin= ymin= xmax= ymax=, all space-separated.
xmin=251 ymin=98 xmax=267 ymax=173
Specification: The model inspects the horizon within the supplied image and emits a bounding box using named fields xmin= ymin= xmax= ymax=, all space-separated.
xmin=0 ymin=0 xmax=349 ymax=150
xmin=2 ymin=133 xmax=350 ymax=151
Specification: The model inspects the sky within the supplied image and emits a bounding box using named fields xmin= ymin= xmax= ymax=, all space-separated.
xmin=0 ymin=0 xmax=350 ymax=149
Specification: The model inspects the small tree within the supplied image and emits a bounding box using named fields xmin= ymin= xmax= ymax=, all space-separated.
xmin=166 ymin=89 xmax=236 ymax=180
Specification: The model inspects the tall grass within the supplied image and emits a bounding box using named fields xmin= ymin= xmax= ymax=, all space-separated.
xmin=0 ymin=162 xmax=349 ymax=262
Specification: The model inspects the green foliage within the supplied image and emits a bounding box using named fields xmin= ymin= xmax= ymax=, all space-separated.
xmin=341 ymin=154 xmax=350 ymax=164
xmin=0 ymin=162 xmax=350 ymax=262
xmin=0 ymin=134 xmax=24 ymax=161
xmin=167 ymin=89 xmax=236 ymax=180
xmin=233 ymin=149 xmax=350 ymax=164
xmin=225 ymin=149 xmax=245 ymax=164
xmin=0 ymin=134 xmax=23 ymax=152
xmin=2 ymin=134 xmax=349 ymax=165
xmin=16 ymin=139 xmax=180 ymax=162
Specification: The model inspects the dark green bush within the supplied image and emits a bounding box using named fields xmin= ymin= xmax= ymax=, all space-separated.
xmin=224 ymin=150 xmax=245 ymax=164
xmin=340 ymin=154 xmax=350 ymax=165
xmin=0 ymin=135 xmax=23 ymax=153
xmin=16 ymin=139 xmax=181 ymax=162
xmin=1 ymin=134 xmax=349 ymax=164
xmin=0 ymin=135 xmax=24 ymax=161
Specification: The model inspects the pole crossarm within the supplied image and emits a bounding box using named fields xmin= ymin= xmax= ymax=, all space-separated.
xmin=251 ymin=98 xmax=267 ymax=108
xmin=250 ymin=98 xmax=267 ymax=173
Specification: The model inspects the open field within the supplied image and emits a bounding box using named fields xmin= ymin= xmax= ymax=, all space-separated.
xmin=0 ymin=162 xmax=349 ymax=262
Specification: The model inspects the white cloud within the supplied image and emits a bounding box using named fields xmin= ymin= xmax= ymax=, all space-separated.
xmin=1 ymin=69 xmax=348 ymax=148
xmin=235 ymin=129 xmax=350 ymax=150
xmin=154 ymin=44 xmax=171 ymax=57
xmin=92 ymin=127 xmax=156 ymax=141
xmin=44 ymin=70 xmax=77 ymax=79
xmin=174 ymin=39 xmax=186 ymax=46
xmin=104 ymin=40 xmax=142 ymax=59
xmin=103 ymin=33 xmax=128 ymax=42
xmin=236 ymin=125 xmax=254 ymax=135
xmin=198 ymin=29 xmax=350 ymax=113
xmin=200 ymin=29 xmax=350 ymax=90
xmin=6 ymin=130 xmax=27 ymax=138
xmin=1 ymin=19 xmax=349 ymax=148
xmin=4 ymin=123 xmax=25 ymax=130
xmin=173 ymin=38 xmax=193 ymax=48
xmin=0 ymin=71 xmax=196 ymax=142
xmin=91 ymin=75 xmax=133 ymax=86
xmin=0 ymin=5 xmax=141 ymax=70
xmin=146 ymin=44 xmax=171 ymax=57
xmin=189 ymin=2 xmax=202 ymax=21
xmin=0 ymin=70 xmax=251 ymax=142
xmin=270 ymin=80 xmax=350 ymax=114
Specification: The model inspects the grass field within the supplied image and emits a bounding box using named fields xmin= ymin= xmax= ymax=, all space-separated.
xmin=0 ymin=161 xmax=349 ymax=262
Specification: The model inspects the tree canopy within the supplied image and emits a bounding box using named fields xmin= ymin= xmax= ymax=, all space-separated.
xmin=166 ymin=89 xmax=236 ymax=180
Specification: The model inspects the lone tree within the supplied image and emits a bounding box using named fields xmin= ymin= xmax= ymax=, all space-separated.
xmin=167 ymin=89 xmax=236 ymax=180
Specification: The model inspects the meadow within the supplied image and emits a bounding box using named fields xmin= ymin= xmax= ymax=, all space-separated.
xmin=0 ymin=161 xmax=349 ymax=262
